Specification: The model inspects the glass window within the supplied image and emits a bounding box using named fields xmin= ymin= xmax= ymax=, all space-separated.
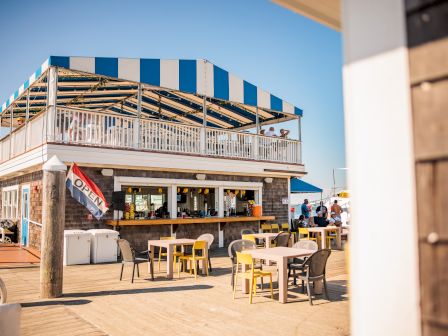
xmin=2 ymin=187 xmax=19 ymax=220
xmin=177 ymin=187 xmax=217 ymax=217
xmin=223 ymin=189 xmax=255 ymax=217
xmin=122 ymin=186 xmax=168 ymax=219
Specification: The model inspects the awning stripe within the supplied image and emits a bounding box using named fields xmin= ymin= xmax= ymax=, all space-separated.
xmin=1 ymin=56 xmax=304 ymax=121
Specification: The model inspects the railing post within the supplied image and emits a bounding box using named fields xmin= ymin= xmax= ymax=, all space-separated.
xmin=134 ymin=84 xmax=142 ymax=149
xmin=9 ymin=106 xmax=13 ymax=159
xmin=24 ymin=89 xmax=30 ymax=150
xmin=253 ymin=135 xmax=259 ymax=160
xmin=201 ymin=95 xmax=207 ymax=154
xmin=297 ymin=117 xmax=302 ymax=164
xmin=46 ymin=67 xmax=58 ymax=142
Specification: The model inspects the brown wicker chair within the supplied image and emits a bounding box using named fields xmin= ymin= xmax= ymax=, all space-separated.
xmin=118 ymin=239 xmax=149 ymax=283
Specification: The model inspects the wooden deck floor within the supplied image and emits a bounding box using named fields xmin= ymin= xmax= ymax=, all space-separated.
xmin=0 ymin=249 xmax=349 ymax=336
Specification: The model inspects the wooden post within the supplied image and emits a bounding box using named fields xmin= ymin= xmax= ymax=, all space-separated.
xmin=40 ymin=155 xmax=67 ymax=298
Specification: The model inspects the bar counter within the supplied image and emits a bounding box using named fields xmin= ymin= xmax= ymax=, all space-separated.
xmin=105 ymin=216 xmax=275 ymax=227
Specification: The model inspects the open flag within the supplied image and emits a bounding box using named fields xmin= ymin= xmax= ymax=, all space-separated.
xmin=66 ymin=164 xmax=109 ymax=220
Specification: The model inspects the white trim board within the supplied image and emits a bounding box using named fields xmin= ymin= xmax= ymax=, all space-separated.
xmin=114 ymin=176 xmax=263 ymax=191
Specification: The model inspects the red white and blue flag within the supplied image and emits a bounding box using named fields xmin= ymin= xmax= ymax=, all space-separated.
xmin=66 ymin=164 xmax=109 ymax=220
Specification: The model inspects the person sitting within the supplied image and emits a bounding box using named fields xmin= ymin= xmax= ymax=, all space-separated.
xmin=328 ymin=212 xmax=342 ymax=227
xmin=292 ymin=214 xmax=307 ymax=231
xmin=279 ymin=129 xmax=290 ymax=138
xmin=264 ymin=126 xmax=276 ymax=137
xmin=313 ymin=211 xmax=329 ymax=227
xmin=259 ymin=129 xmax=266 ymax=136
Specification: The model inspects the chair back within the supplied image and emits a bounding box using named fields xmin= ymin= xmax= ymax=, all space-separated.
xmin=197 ymin=233 xmax=214 ymax=250
xmin=303 ymin=249 xmax=332 ymax=278
xmin=271 ymin=223 xmax=280 ymax=232
xmin=293 ymin=240 xmax=318 ymax=251
xmin=236 ymin=251 xmax=254 ymax=268
xmin=242 ymin=234 xmax=256 ymax=244
xmin=118 ymin=239 xmax=135 ymax=262
xmin=298 ymin=228 xmax=310 ymax=239
xmin=161 ymin=236 xmax=174 ymax=240
xmin=261 ymin=224 xmax=272 ymax=232
xmin=228 ymin=239 xmax=257 ymax=261
xmin=273 ymin=232 xmax=290 ymax=247
xmin=192 ymin=240 xmax=207 ymax=256
xmin=325 ymin=228 xmax=338 ymax=237
xmin=241 ymin=228 xmax=255 ymax=236
xmin=281 ymin=223 xmax=289 ymax=231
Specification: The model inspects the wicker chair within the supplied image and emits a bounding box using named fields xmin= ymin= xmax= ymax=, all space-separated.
xmin=271 ymin=232 xmax=291 ymax=247
xmin=240 ymin=228 xmax=255 ymax=236
xmin=288 ymin=240 xmax=319 ymax=285
xmin=197 ymin=233 xmax=214 ymax=272
xmin=117 ymin=239 xmax=149 ymax=283
xmin=293 ymin=249 xmax=332 ymax=305
xmin=228 ymin=239 xmax=260 ymax=289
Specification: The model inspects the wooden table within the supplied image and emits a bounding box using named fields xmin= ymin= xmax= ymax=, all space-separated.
xmin=242 ymin=247 xmax=315 ymax=303
xmin=147 ymin=239 xmax=208 ymax=280
xmin=308 ymin=227 xmax=342 ymax=249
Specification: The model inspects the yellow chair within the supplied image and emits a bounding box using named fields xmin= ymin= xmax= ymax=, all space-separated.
xmin=242 ymin=234 xmax=256 ymax=244
xmin=177 ymin=240 xmax=209 ymax=279
xmin=325 ymin=228 xmax=338 ymax=249
xmin=233 ymin=252 xmax=273 ymax=304
xmin=281 ymin=223 xmax=290 ymax=231
xmin=298 ymin=228 xmax=317 ymax=242
xmin=158 ymin=237 xmax=183 ymax=272
xmin=271 ymin=223 xmax=280 ymax=233
xmin=260 ymin=224 xmax=272 ymax=233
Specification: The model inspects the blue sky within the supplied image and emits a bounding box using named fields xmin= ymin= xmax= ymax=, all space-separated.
xmin=0 ymin=0 xmax=345 ymax=191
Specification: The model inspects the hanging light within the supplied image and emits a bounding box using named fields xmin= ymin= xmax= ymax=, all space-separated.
xmin=158 ymin=187 xmax=163 ymax=194
xmin=204 ymin=188 xmax=209 ymax=195
xmin=183 ymin=188 xmax=188 ymax=194
xmin=198 ymin=188 xmax=202 ymax=194
xmin=127 ymin=187 xmax=132 ymax=193
xmin=177 ymin=187 xmax=180 ymax=193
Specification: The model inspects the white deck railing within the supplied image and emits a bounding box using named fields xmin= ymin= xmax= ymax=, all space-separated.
xmin=0 ymin=107 xmax=302 ymax=164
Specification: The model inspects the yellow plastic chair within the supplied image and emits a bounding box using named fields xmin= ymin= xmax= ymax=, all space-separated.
xmin=158 ymin=237 xmax=183 ymax=272
xmin=298 ymin=228 xmax=317 ymax=242
xmin=325 ymin=228 xmax=338 ymax=249
xmin=260 ymin=224 xmax=272 ymax=233
xmin=281 ymin=223 xmax=290 ymax=231
xmin=177 ymin=240 xmax=209 ymax=279
xmin=242 ymin=234 xmax=264 ymax=248
xmin=233 ymin=252 xmax=273 ymax=304
xmin=271 ymin=223 xmax=280 ymax=233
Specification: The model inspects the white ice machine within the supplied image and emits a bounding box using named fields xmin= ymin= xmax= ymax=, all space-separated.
xmin=63 ymin=230 xmax=92 ymax=266
xmin=87 ymin=229 xmax=119 ymax=263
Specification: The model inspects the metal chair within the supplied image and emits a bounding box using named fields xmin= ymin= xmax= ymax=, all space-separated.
xmin=293 ymin=249 xmax=332 ymax=305
xmin=288 ymin=240 xmax=319 ymax=284
xmin=117 ymin=239 xmax=149 ymax=283
xmin=197 ymin=233 xmax=214 ymax=272
xmin=240 ymin=228 xmax=255 ymax=236
xmin=228 ymin=239 xmax=259 ymax=289
xmin=271 ymin=232 xmax=291 ymax=247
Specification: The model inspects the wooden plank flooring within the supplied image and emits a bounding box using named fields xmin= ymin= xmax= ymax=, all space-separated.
xmin=0 ymin=249 xmax=349 ymax=336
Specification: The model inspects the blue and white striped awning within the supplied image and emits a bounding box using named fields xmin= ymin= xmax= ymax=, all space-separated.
xmin=1 ymin=56 xmax=302 ymax=129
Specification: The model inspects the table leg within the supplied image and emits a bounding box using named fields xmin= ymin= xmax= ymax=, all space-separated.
xmin=202 ymin=245 xmax=208 ymax=275
xmin=166 ymin=245 xmax=174 ymax=279
xmin=149 ymin=245 xmax=154 ymax=281
xmin=278 ymin=258 xmax=288 ymax=303
xmin=336 ymin=228 xmax=342 ymax=249
xmin=241 ymin=263 xmax=250 ymax=294
xmin=265 ymin=238 xmax=273 ymax=266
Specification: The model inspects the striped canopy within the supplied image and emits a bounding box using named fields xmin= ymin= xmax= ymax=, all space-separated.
xmin=0 ymin=56 xmax=302 ymax=129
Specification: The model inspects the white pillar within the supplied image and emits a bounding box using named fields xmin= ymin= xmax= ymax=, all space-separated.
xmin=46 ymin=67 xmax=58 ymax=141
xmin=343 ymin=1 xmax=420 ymax=335
xmin=134 ymin=84 xmax=142 ymax=149
xmin=169 ymin=185 xmax=178 ymax=219
xmin=217 ymin=187 xmax=224 ymax=217
xmin=200 ymin=95 xmax=207 ymax=154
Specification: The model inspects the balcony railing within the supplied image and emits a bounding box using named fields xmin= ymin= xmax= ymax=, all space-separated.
xmin=0 ymin=107 xmax=302 ymax=165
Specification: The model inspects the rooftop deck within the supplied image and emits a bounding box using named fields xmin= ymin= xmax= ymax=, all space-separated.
xmin=0 ymin=106 xmax=302 ymax=166
xmin=0 ymin=249 xmax=349 ymax=336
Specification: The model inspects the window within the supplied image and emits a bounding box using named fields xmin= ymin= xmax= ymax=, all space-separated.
xmin=2 ymin=186 xmax=19 ymax=220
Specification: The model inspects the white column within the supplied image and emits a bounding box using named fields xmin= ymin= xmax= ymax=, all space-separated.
xmin=9 ymin=106 xmax=13 ymax=159
xmin=200 ymin=95 xmax=207 ymax=154
xmin=343 ymin=1 xmax=420 ymax=335
xmin=46 ymin=67 xmax=58 ymax=142
xmin=168 ymin=185 xmax=177 ymax=219
xmin=134 ymin=84 xmax=142 ymax=149
xmin=25 ymin=89 xmax=30 ymax=150
xmin=217 ymin=187 xmax=224 ymax=217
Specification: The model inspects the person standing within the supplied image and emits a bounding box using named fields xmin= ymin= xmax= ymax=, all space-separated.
xmin=331 ymin=200 xmax=343 ymax=216
xmin=316 ymin=201 xmax=328 ymax=219
xmin=264 ymin=126 xmax=276 ymax=137
xmin=301 ymin=199 xmax=310 ymax=223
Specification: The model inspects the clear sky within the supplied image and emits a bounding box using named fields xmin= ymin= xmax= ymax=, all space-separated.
xmin=0 ymin=0 xmax=346 ymax=192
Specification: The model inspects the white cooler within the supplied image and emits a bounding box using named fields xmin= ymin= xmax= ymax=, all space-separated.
xmin=87 ymin=229 xmax=119 ymax=263
xmin=63 ymin=230 xmax=91 ymax=266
